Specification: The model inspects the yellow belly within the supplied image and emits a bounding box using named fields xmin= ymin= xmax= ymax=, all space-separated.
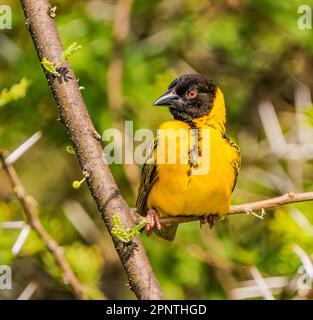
xmin=147 ymin=123 xmax=236 ymax=217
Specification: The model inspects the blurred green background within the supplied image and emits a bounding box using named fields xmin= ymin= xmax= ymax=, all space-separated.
xmin=1 ymin=0 xmax=313 ymax=299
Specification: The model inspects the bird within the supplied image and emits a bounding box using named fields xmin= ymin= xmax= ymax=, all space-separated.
xmin=136 ymin=73 xmax=240 ymax=241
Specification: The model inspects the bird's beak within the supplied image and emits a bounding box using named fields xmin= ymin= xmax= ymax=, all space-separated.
xmin=153 ymin=90 xmax=183 ymax=108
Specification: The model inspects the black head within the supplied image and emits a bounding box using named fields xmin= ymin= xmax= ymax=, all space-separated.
xmin=153 ymin=74 xmax=217 ymax=124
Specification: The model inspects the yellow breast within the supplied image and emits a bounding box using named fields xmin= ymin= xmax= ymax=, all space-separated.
xmin=147 ymin=124 xmax=235 ymax=216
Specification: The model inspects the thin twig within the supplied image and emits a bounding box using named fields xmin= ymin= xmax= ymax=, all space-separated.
xmin=19 ymin=0 xmax=163 ymax=300
xmin=0 ymin=152 xmax=86 ymax=300
xmin=5 ymin=131 xmax=42 ymax=165
xmin=11 ymin=224 xmax=31 ymax=255
xmin=249 ymin=266 xmax=275 ymax=300
xmin=157 ymin=192 xmax=313 ymax=224
xmin=17 ymin=281 xmax=39 ymax=300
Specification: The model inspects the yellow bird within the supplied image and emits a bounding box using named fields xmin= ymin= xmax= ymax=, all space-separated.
xmin=136 ymin=74 xmax=240 ymax=240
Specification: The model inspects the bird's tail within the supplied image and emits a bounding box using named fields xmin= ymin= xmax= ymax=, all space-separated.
xmin=155 ymin=223 xmax=178 ymax=241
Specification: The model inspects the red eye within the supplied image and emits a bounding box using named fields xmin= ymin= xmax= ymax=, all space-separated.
xmin=187 ymin=90 xmax=198 ymax=99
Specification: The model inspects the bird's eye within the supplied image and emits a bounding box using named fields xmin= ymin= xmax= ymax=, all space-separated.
xmin=187 ymin=90 xmax=198 ymax=99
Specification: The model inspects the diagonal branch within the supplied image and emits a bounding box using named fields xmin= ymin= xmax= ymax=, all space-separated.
xmin=19 ymin=0 xmax=163 ymax=299
xmin=0 ymin=152 xmax=86 ymax=299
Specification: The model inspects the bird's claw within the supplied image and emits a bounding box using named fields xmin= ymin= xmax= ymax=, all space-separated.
xmin=200 ymin=214 xmax=219 ymax=229
xmin=146 ymin=209 xmax=161 ymax=235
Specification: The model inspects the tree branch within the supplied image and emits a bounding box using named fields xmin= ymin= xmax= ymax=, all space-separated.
xmin=19 ymin=0 xmax=163 ymax=300
xmin=0 ymin=152 xmax=86 ymax=299
xmin=157 ymin=192 xmax=313 ymax=224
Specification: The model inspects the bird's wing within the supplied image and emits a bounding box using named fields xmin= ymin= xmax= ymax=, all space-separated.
xmin=224 ymin=135 xmax=241 ymax=192
xmin=136 ymin=139 xmax=158 ymax=215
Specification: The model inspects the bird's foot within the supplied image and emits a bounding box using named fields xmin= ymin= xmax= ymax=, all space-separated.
xmin=208 ymin=214 xmax=219 ymax=228
xmin=200 ymin=214 xmax=219 ymax=229
xmin=146 ymin=208 xmax=161 ymax=235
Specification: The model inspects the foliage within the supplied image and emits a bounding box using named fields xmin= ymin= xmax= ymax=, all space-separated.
xmin=0 ymin=78 xmax=30 ymax=107
xmin=41 ymin=58 xmax=59 ymax=76
xmin=61 ymin=42 xmax=82 ymax=62
xmin=0 ymin=0 xmax=313 ymax=300
xmin=41 ymin=42 xmax=82 ymax=76
xmin=111 ymin=215 xmax=147 ymax=243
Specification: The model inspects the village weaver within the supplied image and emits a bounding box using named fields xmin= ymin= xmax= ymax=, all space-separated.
xmin=136 ymin=74 xmax=240 ymax=240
